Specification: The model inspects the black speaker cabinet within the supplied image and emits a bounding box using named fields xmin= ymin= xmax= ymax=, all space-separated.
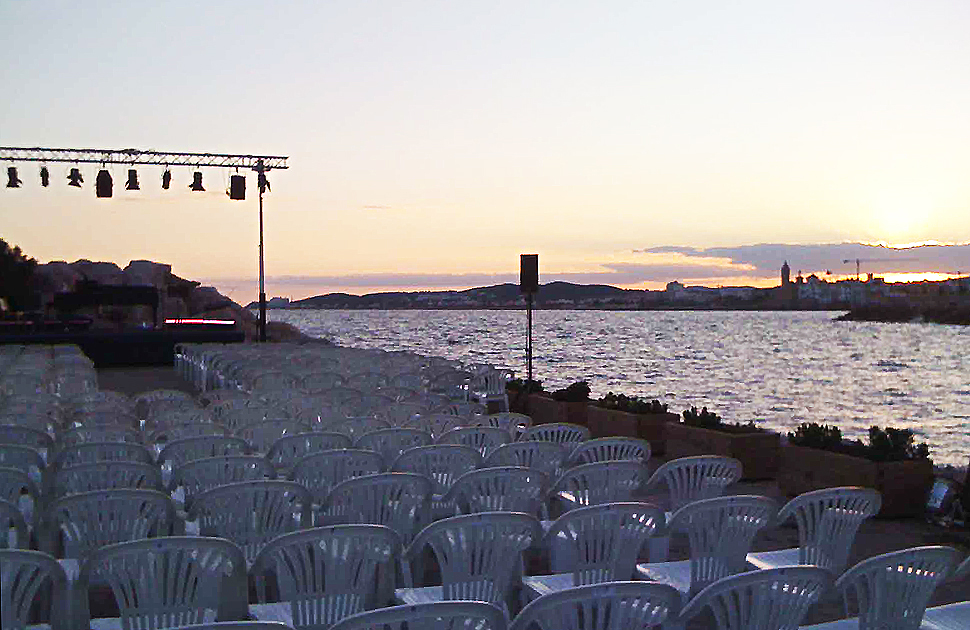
xmin=229 ymin=175 xmax=246 ymax=200
xmin=520 ymin=254 xmax=538 ymax=293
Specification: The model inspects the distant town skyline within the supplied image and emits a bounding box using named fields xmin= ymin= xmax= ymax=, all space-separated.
xmin=3 ymin=2 xmax=969 ymax=303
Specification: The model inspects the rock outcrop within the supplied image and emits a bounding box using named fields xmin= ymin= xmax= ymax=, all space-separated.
xmin=33 ymin=259 xmax=310 ymax=342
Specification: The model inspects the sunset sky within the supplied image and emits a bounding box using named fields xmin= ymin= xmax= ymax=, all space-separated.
xmin=2 ymin=1 xmax=969 ymax=302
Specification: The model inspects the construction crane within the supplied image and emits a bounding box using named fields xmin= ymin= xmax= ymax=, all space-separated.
xmin=842 ymin=257 xmax=917 ymax=280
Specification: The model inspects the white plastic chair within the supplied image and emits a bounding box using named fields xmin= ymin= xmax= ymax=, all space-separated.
xmin=189 ymin=480 xmax=312 ymax=564
xmin=521 ymin=502 xmax=666 ymax=600
xmin=0 ymin=498 xmax=29 ymax=548
xmin=330 ymin=601 xmax=507 ymax=630
xmin=0 ymin=424 xmax=54 ymax=453
xmin=44 ymin=488 xmax=176 ymax=580
xmin=436 ymin=426 xmax=511 ymax=457
xmin=547 ymin=461 xmax=647 ymax=516
xmin=299 ymin=371 xmax=345 ymax=394
xmin=0 ymin=549 xmax=71 ymax=630
xmin=374 ymin=402 xmax=426 ymax=427
xmin=58 ymin=426 xmax=144 ymax=450
xmin=175 ymin=623 xmax=294 ymax=630
xmin=354 ymin=428 xmax=432 ymax=465
xmin=345 ymin=371 xmax=389 ymax=393
xmin=172 ymin=455 xmax=276 ymax=512
xmin=249 ymin=525 xmax=402 ymax=628
xmin=485 ymin=441 xmax=566 ymax=479
xmin=391 ymin=444 xmax=482 ymax=519
xmin=444 ymin=466 xmax=549 ymax=517
xmin=235 ymin=419 xmax=309 ymax=455
xmin=157 ymin=436 xmax=250 ymax=469
xmin=635 ymin=495 xmax=778 ymax=602
xmin=678 ymin=566 xmax=833 ymax=630
xmin=921 ymin=601 xmax=970 ymax=630
xmin=317 ymin=473 xmax=432 ymax=545
xmin=747 ymin=487 xmax=882 ymax=576
xmin=477 ymin=412 xmax=533 ymax=440
xmin=329 ymin=416 xmax=391 ymax=440
xmin=510 ymin=581 xmax=682 ymax=630
xmin=641 ymin=455 xmax=743 ymax=563
xmin=427 ymin=370 xmax=470 ymax=401
xmin=0 ymin=444 xmax=47 ymax=483
xmin=75 ymin=536 xmax=249 ymax=630
xmin=411 ymin=412 xmax=465 ymax=439
xmin=289 ymin=449 xmax=385 ymax=507
xmin=266 ymin=432 xmax=352 ymax=475
xmin=0 ymin=466 xmax=40 ymax=526
xmin=468 ymin=367 xmax=511 ymax=412
xmin=52 ymin=442 xmax=154 ymax=471
xmin=800 ymin=545 xmax=961 ymax=630
xmin=395 ymin=512 xmax=542 ymax=613
xmin=567 ymin=436 xmax=650 ymax=467
xmin=521 ymin=423 xmax=591 ymax=447
xmin=50 ymin=461 xmax=163 ymax=499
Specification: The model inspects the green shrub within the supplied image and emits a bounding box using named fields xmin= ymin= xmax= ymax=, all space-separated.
xmin=788 ymin=422 xmax=929 ymax=462
xmin=598 ymin=392 xmax=668 ymax=414
xmin=506 ymin=378 xmax=543 ymax=394
xmin=682 ymin=406 xmax=759 ymax=433
xmin=551 ymin=381 xmax=591 ymax=402
xmin=788 ymin=422 xmax=843 ymax=450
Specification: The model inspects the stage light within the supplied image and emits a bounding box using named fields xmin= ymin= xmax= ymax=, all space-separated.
xmin=68 ymin=168 xmax=83 ymax=187
xmin=6 ymin=166 xmax=22 ymax=188
xmin=96 ymin=169 xmax=113 ymax=198
xmin=125 ymin=169 xmax=140 ymax=191
xmin=228 ymin=174 xmax=245 ymax=200
xmin=40 ymin=166 xmax=50 ymax=187
xmin=258 ymin=172 xmax=270 ymax=193
xmin=161 ymin=169 xmax=172 ymax=190
xmin=189 ymin=171 xmax=205 ymax=191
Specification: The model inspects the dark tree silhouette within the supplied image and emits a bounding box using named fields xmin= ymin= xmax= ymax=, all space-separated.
xmin=0 ymin=238 xmax=38 ymax=311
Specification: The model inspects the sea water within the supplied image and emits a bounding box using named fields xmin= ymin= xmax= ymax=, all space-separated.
xmin=269 ymin=309 xmax=969 ymax=466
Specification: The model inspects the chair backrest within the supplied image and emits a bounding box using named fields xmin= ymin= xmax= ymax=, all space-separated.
xmin=777 ymin=486 xmax=882 ymax=574
xmin=445 ymin=466 xmax=548 ymax=516
xmin=436 ymin=426 xmax=511 ymax=457
xmin=412 ymin=412 xmax=465 ymax=438
xmin=52 ymin=442 xmax=154 ymax=471
xmin=833 ymin=545 xmax=961 ymax=630
xmin=0 ymin=498 xmax=28 ymax=548
xmin=677 ymin=566 xmax=833 ymax=630
xmin=521 ymin=423 xmax=591 ymax=446
xmin=346 ymin=371 xmax=389 ymax=392
xmin=329 ymin=416 xmax=392 ymax=440
xmin=550 ymin=461 xmax=648 ymax=508
xmin=388 ymin=371 xmax=425 ymax=391
xmin=46 ymin=488 xmax=175 ymax=559
xmin=190 ymin=480 xmax=312 ymax=564
xmin=375 ymin=402 xmax=427 ymax=427
xmin=477 ymin=412 xmax=533 ymax=439
xmin=290 ymin=449 xmax=385 ymax=502
xmin=484 ymin=441 xmax=566 ymax=478
xmin=251 ymin=525 xmax=402 ymax=627
xmin=431 ymin=401 xmax=488 ymax=420
xmin=469 ymin=368 xmax=509 ymax=397
xmin=404 ymin=512 xmax=542 ymax=607
xmin=669 ymin=495 xmax=779 ymax=597
xmin=320 ymin=473 xmax=432 ymax=544
xmin=0 ymin=424 xmax=54 ymax=451
xmin=331 ymin=601 xmax=507 ymax=630
xmin=355 ymin=428 xmax=432 ymax=464
xmin=0 ymin=465 xmax=39 ymax=505
xmin=300 ymin=371 xmax=346 ymax=394
xmin=58 ymin=425 xmax=144 ymax=450
xmin=51 ymin=461 xmax=163 ymax=499
xmin=0 ymin=444 xmax=46 ymax=476
xmin=157 ymin=435 xmax=250 ymax=469
xmin=234 ymin=419 xmax=309 ymax=454
xmin=427 ymin=370 xmax=470 ymax=400
xmin=568 ymin=437 xmax=650 ymax=467
xmin=0 ymin=549 xmax=70 ymax=630
xmin=391 ymin=444 xmax=482 ymax=495
xmin=173 ymin=456 xmax=276 ymax=510
xmin=77 ymin=536 xmax=248 ymax=628
xmin=148 ymin=421 xmax=228 ymax=448
xmin=544 ymin=502 xmax=667 ymax=585
xmin=509 ymin=581 xmax=682 ymax=630
xmin=644 ymin=456 xmax=743 ymax=511
xmin=266 ymin=431 xmax=353 ymax=473
xmin=375 ymin=386 xmax=419 ymax=403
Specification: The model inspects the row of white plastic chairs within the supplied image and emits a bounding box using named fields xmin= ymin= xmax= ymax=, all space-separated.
xmin=0 ymin=343 xmax=99 ymax=399
xmin=4 ymin=512 xmax=968 ymax=630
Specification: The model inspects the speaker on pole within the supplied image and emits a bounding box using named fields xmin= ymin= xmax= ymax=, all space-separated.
xmin=520 ymin=254 xmax=539 ymax=293
xmin=228 ymin=174 xmax=246 ymax=200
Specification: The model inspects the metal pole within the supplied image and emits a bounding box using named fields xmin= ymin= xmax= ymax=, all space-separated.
xmin=526 ymin=293 xmax=533 ymax=382
xmin=257 ymin=160 xmax=267 ymax=342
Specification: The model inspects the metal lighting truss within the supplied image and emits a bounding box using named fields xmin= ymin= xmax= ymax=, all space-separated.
xmin=0 ymin=146 xmax=287 ymax=171
xmin=1 ymin=146 xmax=288 ymax=342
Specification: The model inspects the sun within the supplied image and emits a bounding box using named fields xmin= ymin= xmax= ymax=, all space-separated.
xmin=870 ymin=193 xmax=930 ymax=242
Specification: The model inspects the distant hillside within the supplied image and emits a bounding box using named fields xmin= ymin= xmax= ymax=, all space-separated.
xmin=250 ymin=281 xmax=638 ymax=310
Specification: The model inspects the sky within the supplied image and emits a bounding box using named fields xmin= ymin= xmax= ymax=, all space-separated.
xmin=2 ymin=1 xmax=969 ymax=303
